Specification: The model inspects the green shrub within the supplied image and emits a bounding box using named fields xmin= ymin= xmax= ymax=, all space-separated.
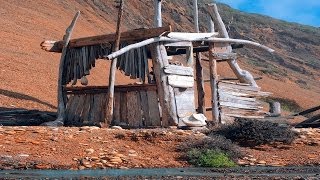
xmin=178 ymin=135 xmax=242 ymax=161
xmin=187 ymin=149 xmax=237 ymax=168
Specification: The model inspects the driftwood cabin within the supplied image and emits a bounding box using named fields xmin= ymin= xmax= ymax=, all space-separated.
xmin=40 ymin=1 xmax=274 ymax=128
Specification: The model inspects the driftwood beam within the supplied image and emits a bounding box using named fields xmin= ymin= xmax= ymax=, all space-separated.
xmin=40 ymin=26 xmax=172 ymax=52
xmin=106 ymin=36 xmax=274 ymax=60
xmin=42 ymin=11 xmax=80 ymax=127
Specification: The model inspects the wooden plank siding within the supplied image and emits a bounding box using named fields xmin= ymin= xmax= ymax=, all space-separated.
xmin=218 ymin=81 xmax=270 ymax=124
xmin=64 ymin=85 xmax=161 ymax=127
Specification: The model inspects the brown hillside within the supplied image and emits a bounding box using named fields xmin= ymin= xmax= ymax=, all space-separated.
xmin=0 ymin=0 xmax=319 ymax=114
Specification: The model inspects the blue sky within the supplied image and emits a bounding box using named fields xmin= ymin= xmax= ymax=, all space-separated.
xmin=216 ymin=0 xmax=320 ymax=27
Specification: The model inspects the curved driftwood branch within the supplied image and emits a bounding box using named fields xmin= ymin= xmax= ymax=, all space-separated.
xmin=106 ymin=36 xmax=274 ymax=60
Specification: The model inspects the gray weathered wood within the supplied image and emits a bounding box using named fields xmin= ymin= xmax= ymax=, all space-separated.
xmin=219 ymin=93 xmax=256 ymax=102
xmin=126 ymin=91 xmax=142 ymax=128
xmin=168 ymin=75 xmax=194 ymax=88
xmin=105 ymin=0 xmax=124 ymax=126
xmin=147 ymin=90 xmax=161 ymax=126
xmin=209 ymin=44 xmax=219 ymax=124
xmin=164 ymin=41 xmax=192 ymax=47
xmin=120 ymin=92 xmax=128 ymax=125
xmin=140 ymin=91 xmax=151 ymax=126
xmin=154 ymin=0 xmax=162 ymax=27
xmin=53 ymin=11 xmax=80 ymax=126
xmin=218 ymin=88 xmax=271 ymax=97
xmin=206 ymin=3 xmax=259 ymax=87
xmin=150 ymin=43 xmax=178 ymax=127
xmin=195 ymin=52 xmax=205 ymax=114
xmin=219 ymin=81 xmax=261 ymax=91
xmin=73 ymin=95 xmax=86 ymax=123
xmin=220 ymin=102 xmax=262 ymax=110
xmin=193 ymin=0 xmax=199 ymax=33
xmin=212 ymin=52 xmax=237 ymax=60
xmin=164 ymin=65 xmax=193 ymax=76
xmin=81 ymin=94 xmax=91 ymax=123
xmin=65 ymin=95 xmax=78 ymax=123
xmin=186 ymin=44 xmax=194 ymax=66
xmin=113 ymin=92 xmax=121 ymax=125
xmin=220 ymin=96 xmax=261 ymax=106
xmin=174 ymin=88 xmax=195 ymax=118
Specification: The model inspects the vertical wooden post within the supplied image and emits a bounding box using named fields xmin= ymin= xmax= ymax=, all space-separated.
xmin=105 ymin=0 xmax=124 ymax=126
xmin=154 ymin=0 xmax=162 ymax=27
xmin=208 ymin=44 xmax=219 ymax=124
xmin=151 ymin=0 xmax=177 ymax=126
xmin=43 ymin=11 xmax=80 ymax=127
xmin=193 ymin=0 xmax=205 ymax=114
xmin=193 ymin=0 xmax=199 ymax=33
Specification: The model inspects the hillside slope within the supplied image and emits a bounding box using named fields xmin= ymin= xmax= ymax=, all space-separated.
xmin=0 ymin=0 xmax=319 ymax=114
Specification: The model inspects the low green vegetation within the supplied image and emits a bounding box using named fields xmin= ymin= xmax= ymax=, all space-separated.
xmin=187 ymin=149 xmax=237 ymax=168
xmin=179 ymin=135 xmax=241 ymax=168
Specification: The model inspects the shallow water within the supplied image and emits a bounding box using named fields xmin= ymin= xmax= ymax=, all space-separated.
xmin=1 ymin=167 xmax=320 ymax=179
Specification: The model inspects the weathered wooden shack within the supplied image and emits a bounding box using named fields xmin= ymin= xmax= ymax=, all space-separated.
xmin=41 ymin=0 xmax=274 ymax=128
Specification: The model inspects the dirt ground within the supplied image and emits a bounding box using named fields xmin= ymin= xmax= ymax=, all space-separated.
xmin=0 ymin=125 xmax=319 ymax=170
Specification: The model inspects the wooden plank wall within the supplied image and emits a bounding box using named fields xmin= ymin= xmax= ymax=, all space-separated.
xmin=65 ymin=85 xmax=161 ymax=127
xmin=218 ymin=81 xmax=271 ymax=124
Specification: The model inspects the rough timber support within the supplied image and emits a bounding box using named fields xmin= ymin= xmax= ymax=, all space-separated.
xmin=105 ymin=0 xmax=124 ymax=127
xmin=209 ymin=44 xmax=220 ymax=124
xmin=42 ymin=11 xmax=80 ymax=126
xmin=151 ymin=0 xmax=177 ymax=126
xmin=193 ymin=0 xmax=205 ymax=114
xmin=207 ymin=3 xmax=258 ymax=87
xmin=40 ymin=26 xmax=172 ymax=53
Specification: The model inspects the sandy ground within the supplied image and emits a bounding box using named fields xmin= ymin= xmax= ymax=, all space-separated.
xmin=0 ymin=126 xmax=319 ymax=170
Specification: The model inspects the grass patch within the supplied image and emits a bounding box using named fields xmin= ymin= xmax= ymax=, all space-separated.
xmin=187 ymin=149 xmax=237 ymax=168
xmin=178 ymin=135 xmax=242 ymax=167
